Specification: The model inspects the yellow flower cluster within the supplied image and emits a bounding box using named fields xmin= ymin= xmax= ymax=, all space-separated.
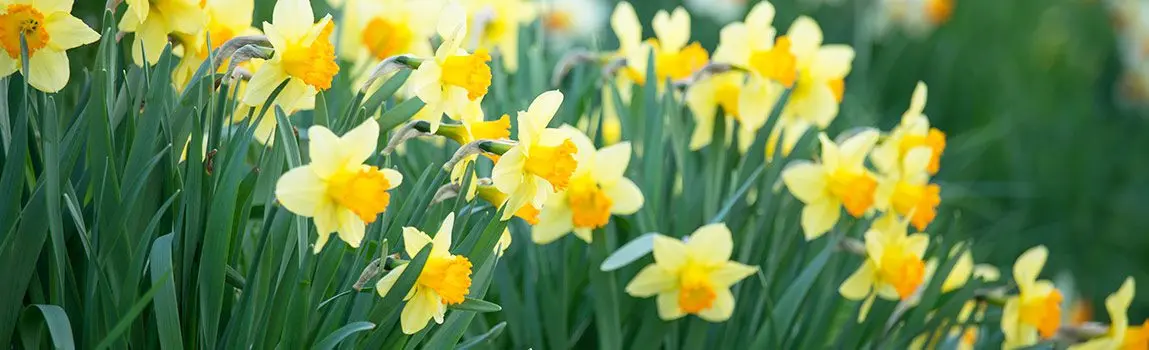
xmin=0 ymin=0 xmax=99 ymax=92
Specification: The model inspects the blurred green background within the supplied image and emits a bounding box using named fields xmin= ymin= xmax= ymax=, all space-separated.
xmin=72 ymin=0 xmax=1149 ymax=321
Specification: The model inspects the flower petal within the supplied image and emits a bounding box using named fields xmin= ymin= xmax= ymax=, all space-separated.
xmin=26 ymin=49 xmax=69 ymax=93
xmin=656 ymin=291 xmax=686 ymax=321
xmin=275 ymin=166 xmax=328 ymax=217
xmin=242 ymin=64 xmax=290 ymax=108
xmin=307 ymin=125 xmax=343 ymax=178
xmin=781 ymin=160 xmax=827 ymax=204
xmin=403 ymin=227 xmax=433 ymax=258
xmin=604 ymin=178 xmax=644 ymax=215
xmin=46 ymin=13 xmax=100 ymax=51
xmin=1013 ymin=245 xmax=1047 ymax=291
xmin=532 ymin=204 xmax=573 ymax=244
xmin=401 ymin=290 xmax=438 ymax=334
xmin=625 ymin=265 xmax=676 ymax=297
xmin=800 ymin=199 xmax=840 ymax=240
xmin=273 ymin=0 xmax=315 ymax=40
xmin=840 ymin=262 xmax=875 ymax=300
xmin=594 ymin=142 xmax=632 ymax=184
xmin=697 ymin=288 xmax=735 ymax=322
xmin=611 ymin=1 xmax=642 ymax=50
xmin=340 ymin=118 xmax=381 ymax=169
xmin=526 ymin=90 xmax=564 ymax=130
xmin=375 ymin=264 xmax=408 ymax=298
xmin=652 ymin=234 xmax=688 ymax=271
xmin=686 ymin=223 xmax=733 ymax=264
xmin=710 ymin=261 xmax=757 ymax=288
xmin=432 ymin=213 xmax=455 ymax=257
xmin=335 ymin=208 xmax=365 ymax=248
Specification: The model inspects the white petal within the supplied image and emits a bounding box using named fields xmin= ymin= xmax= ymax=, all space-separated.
xmin=45 ymin=13 xmax=100 ymax=51
xmin=335 ymin=208 xmax=365 ymax=248
xmin=403 ymin=227 xmax=433 ymax=258
xmin=26 ymin=49 xmax=69 ymax=93
xmin=340 ymin=118 xmax=381 ymax=169
xmin=273 ymin=0 xmax=315 ymax=40
xmin=432 ymin=213 xmax=455 ymax=257
xmin=532 ymin=204 xmax=574 ymax=244
xmin=594 ymin=142 xmax=632 ymax=184
xmin=526 ymin=90 xmax=564 ymax=130
xmin=400 ymin=290 xmax=438 ymax=334
xmin=307 ymin=125 xmax=342 ymax=178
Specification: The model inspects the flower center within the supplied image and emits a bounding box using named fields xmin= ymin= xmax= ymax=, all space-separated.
xmin=514 ymin=204 xmax=540 ymax=225
xmin=0 ymin=4 xmax=49 ymax=58
xmin=567 ymin=175 xmax=613 ymax=229
xmin=926 ymin=0 xmax=954 ymax=25
xmin=198 ymin=24 xmax=236 ymax=59
xmin=418 ymin=255 xmax=473 ymax=305
xmin=1122 ymin=320 xmax=1149 ymax=350
xmin=543 ymin=10 xmax=574 ymax=32
xmin=827 ymin=169 xmax=877 ymax=217
xmin=327 ymin=166 xmax=392 ymax=223
xmin=749 ymin=36 xmax=797 ymax=88
xmin=678 ymin=263 xmax=717 ymax=313
xmin=440 ymin=49 xmax=493 ymax=100
xmin=715 ymin=78 xmax=742 ymax=119
xmin=361 ymin=17 xmax=413 ymax=60
xmin=899 ymin=128 xmax=946 ymax=175
xmin=655 ymin=42 xmax=709 ymax=82
xmin=281 ymin=20 xmax=339 ymax=90
xmin=877 ymin=244 xmax=926 ymax=299
xmin=523 ymin=139 xmax=578 ymax=191
xmin=828 ymin=78 xmax=845 ymax=102
xmin=468 ymin=114 xmax=511 ymax=141
xmin=1019 ymin=289 xmax=1063 ymax=339
xmin=890 ymin=182 xmax=941 ymax=231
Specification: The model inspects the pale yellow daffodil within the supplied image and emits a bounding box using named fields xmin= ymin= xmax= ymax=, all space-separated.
xmin=172 ymin=0 xmax=260 ymax=90
xmin=1069 ymin=277 xmax=1144 ymax=350
xmin=241 ymin=0 xmax=338 ymax=115
xmin=376 ymin=213 xmax=473 ymax=334
xmin=491 ymin=90 xmax=578 ymax=220
xmin=274 ymin=119 xmax=403 ymax=253
xmin=337 ymin=0 xmax=435 ymax=75
xmin=873 ymin=146 xmax=941 ymax=231
xmin=0 ymin=0 xmax=99 ymax=92
xmin=467 ymin=0 xmax=536 ymax=72
xmin=781 ymin=129 xmax=880 ymax=239
xmin=120 ymin=0 xmax=204 ymax=66
xmin=408 ymin=3 xmax=492 ymax=132
xmin=533 ymin=126 xmax=644 ymax=244
xmin=1002 ymin=245 xmax=1064 ymax=349
xmin=625 ymin=224 xmax=758 ymax=322
xmin=871 ymin=81 xmax=946 ymax=176
xmin=539 ymin=0 xmax=607 ymax=49
xmin=600 ymin=1 xmax=642 ymax=147
xmin=839 ymin=214 xmax=928 ymax=320
xmin=476 ymin=183 xmax=540 ymax=224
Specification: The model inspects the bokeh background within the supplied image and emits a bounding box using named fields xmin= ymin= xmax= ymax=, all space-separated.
xmin=69 ymin=0 xmax=1149 ymax=322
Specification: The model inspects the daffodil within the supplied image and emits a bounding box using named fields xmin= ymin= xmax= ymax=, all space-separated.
xmin=872 ymin=146 xmax=941 ymax=231
xmin=440 ymin=112 xmax=512 ymax=199
xmin=745 ymin=16 xmax=854 ymax=161
xmin=476 ymin=183 xmax=540 ymax=224
xmin=781 ymin=130 xmax=880 ymax=239
xmin=600 ymin=1 xmax=642 ymax=148
xmin=627 ymin=7 xmax=709 ymax=87
xmin=1069 ymin=277 xmax=1144 ymax=350
xmin=375 ymin=213 xmax=473 ymax=334
xmin=337 ymin=0 xmax=434 ymax=73
xmin=274 ymin=119 xmax=403 ymax=253
xmin=1002 ymin=245 xmax=1064 ymax=349
xmin=495 ymin=227 xmax=512 ymax=257
xmin=871 ymin=81 xmax=946 ymax=176
xmin=467 ymin=0 xmax=536 ymax=72
xmin=171 ymin=0 xmax=260 ymax=90
xmin=686 ymin=2 xmax=779 ymax=152
xmin=0 ymin=0 xmax=99 ymax=92
xmin=872 ymin=0 xmax=955 ymax=38
xmin=539 ymin=0 xmax=606 ymax=50
xmin=839 ymin=214 xmax=928 ymax=319
xmin=241 ymin=0 xmax=338 ymax=116
xmin=408 ymin=3 xmax=492 ymax=132
xmin=532 ymin=126 xmax=644 ymax=244
xmin=491 ymin=90 xmax=578 ymax=221
xmin=119 ymin=0 xmax=205 ymax=66
xmin=625 ymin=224 xmax=757 ymax=322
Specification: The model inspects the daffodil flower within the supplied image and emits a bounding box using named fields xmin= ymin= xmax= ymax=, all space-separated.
xmin=376 ymin=213 xmax=473 ymax=334
xmin=873 ymin=146 xmax=941 ymax=231
xmin=539 ymin=0 xmax=606 ymax=50
xmin=1002 ymin=245 xmax=1064 ymax=349
xmin=274 ymin=119 xmax=403 ymax=253
xmin=241 ymin=0 xmax=338 ymax=116
xmin=408 ymin=3 xmax=492 ymax=132
xmin=337 ymin=0 xmax=434 ymax=80
xmin=839 ymin=214 xmax=928 ymax=319
xmin=686 ymin=2 xmax=779 ymax=152
xmin=467 ymin=0 xmax=536 ymax=72
xmin=872 ymin=0 xmax=955 ymax=38
xmin=171 ymin=0 xmax=260 ymax=90
xmin=476 ymin=183 xmax=540 ymax=225
xmin=1069 ymin=277 xmax=1145 ymax=350
xmin=781 ymin=129 xmax=881 ymax=239
xmin=532 ymin=126 xmax=644 ymax=244
xmin=871 ymin=81 xmax=946 ymax=176
xmin=441 ymin=112 xmax=512 ymax=200
xmin=625 ymin=224 xmax=758 ymax=322
xmin=491 ymin=90 xmax=579 ymax=221
xmin=600 ymin=1 xmax=643 ymax=147
xmin=0 ymin=0 xmax=99 ymax=92
xmin=120 ymin=0 xmax=204 ymax=66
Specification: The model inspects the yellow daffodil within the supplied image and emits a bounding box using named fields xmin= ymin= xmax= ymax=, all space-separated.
xmin=0 ymin=0 xmax=99 ymax=92
xmin=873 ymin=146 xmax=941 ymax=231
xmin=337 ymin=0 xmax=434 ymax=71
xmin=873 ymin=0 xmax=955 ymax=38
xmin=685 ymin=2 xmax=778 ymax=152
xmin=120 ymin=0 xmax=204 ymax=66
xmin=871 ymin=81 xmax=946 ymax=176
xmin=625 ymin=224 xmax=758 ymax=322
xmin=408 ymin=3 xmax=492 ymax=132
xmin=781 ymin=129 xmax=880 ymax=239
xmin=532 ymin=126 xmax=644 ymax=244
xmin=1069 ymin=277 xmax=1144 ymax=350
xmin=467 ymin=0 xmax=536 ymax=72
xmin=274 ymin=119 xmax=403 ymax=253
xmin=839 ymin=214 xmax=928 ymax=319
xmin=491 ymin=90 xmax=578 ymax=221
xmin=375 ymin=213 xmax=473 ymax=334
xmin=476 ymin=183 xmax=540 ymax=224
xmin=241 ymin=0 xmax=338 ymax=116
xmin=600 ymin=1 xmax=642 ymax=148
xmin=172 ymin=0 xmax=260 ymax=90
xmin=441 ymin=112 xmax=512 ymax=199
xmin=1002 ymin=245 xmax=1064 ymax=349
xmin=750 ymin=16 xmax=855 ymax=161
xmin=539 ymin=0 xmax=606 ymax=49
xmin=495 ymin=227 xmax=512 ymax=257
xmin=624 ymin=6 xmax=708 ymax=87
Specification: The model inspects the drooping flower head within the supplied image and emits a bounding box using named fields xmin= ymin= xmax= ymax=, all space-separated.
xmin=625 ymin=224 xmax=758 ymax=322
xmin=120 ymin=0 xmax=205 ymax=66
xmin=241 ymin=0 xmax=339 ymax=113
xmin=408 ymin=3 xmax=493 ymax=132
xmin=839 ymin=214 xmax=929 ymax=316
xmin=1002 ymin=246 xmax=1064 ymax=349
xmin=532 ymin=126 xmax=644 ymax=244
xmin=781 ymin=129 xmax=881 ymax=240
xmin=376 ymin=213 xmax=473 ymax=334
xmin=0 ymin=0 xmax=100 ymax=92
xmin=490 ymin=90 xmax=579 ymax=221
xmin=275 ymin=119 xmax=402 ymax=253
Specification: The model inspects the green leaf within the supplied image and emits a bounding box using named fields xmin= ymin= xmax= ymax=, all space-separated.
xmin=751 ymin=238 xmax=836 ymax=348
xmin=378 ymin=98 xmax=425 ymax=132
xmin=600 ymin=233 xmax=656 ymax=271
xmin=149 ymin=234 xmax=183 ymax=350
xmin=19 ymin=304 xmax=75 ymax=350
xmin=94 ymin=270 xmax=169 ymax=350
xmin=314 ymin=321 xmax=375 ymax=350
xmin=456 ymin=322 xmax=507 ymax=350
xmin=447 ymin=298 xmax=502 ymax=313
